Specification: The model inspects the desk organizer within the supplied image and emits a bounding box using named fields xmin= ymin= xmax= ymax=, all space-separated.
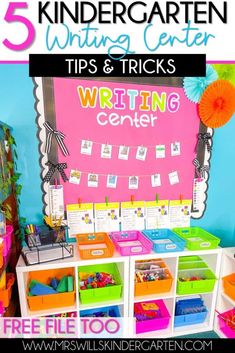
xmin=0 ymin=225 xmax=13 ymax=257
xmin=80 ymin=305 xmax=120 ymax=317
xmin=27 ymin=268 xmax=76 ymax=311
xmin=134 ymin=260 xmax=173 ymax=297
xmin=142 ymin=229 xmax=186 ymax=253
xmin=25 ymin=225 xmax=66 ymax=248
xmin=0 ymin=273 xmax=15 ymax=308
xmin=109 ymin=231 xmax=152 ymax=256
xmin=222 ymin=273 xmax=235 ymax=301
xmin=76 ymin=232 xmax=114 ymax=259
xmin=217 ymin=308 xmax=235 ymax=338
xmin=177 ymin=256 xmax=217 ymax=295
xmin=78 ymin=263 xmax=123 ymax=304
xmin=174 ymin=297 xmax=208 ymax=327
xmin=173 ymin=227 xmax=220 ymax=250
xmin=134 ymin=299 xmax=171 ymax=334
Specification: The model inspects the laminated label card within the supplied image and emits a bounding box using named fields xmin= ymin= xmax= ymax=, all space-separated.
xmin=101 ymin=144 xmax=112 ymax=159
xmin=88 ymin=173 xmax=99 ymax=187
xmin=156 ymin=145 xmax=165 ymax=158
xmin=121 ymin=201 xmax=145 ymax=230
xmin=169 ymin=200 xmax=192 ymax=228
xmin=107 ymin=175 xmax=118 ymax=188
xmin=67 ymin=203 xmax=94 ymax=238
xmin=118 ymin=146 xmax=129 ymax=160
xmin=171 ymin=142 xmax=181 ymax=156
xmin=151 ymin=173 xmax=161 ymax=187
xmin=95 ymin=202 xmax=120 ymax=232
xmin=145 ymin=200 xmax=169 ymax=229
xmin=69 ymin=170 xmax=81 ymax=184
xmin=129 ymin=176 xmax=139 ymax=189
xmin=81 ymin=140 xmax=93 ymax=155
xmin=136 ymin=146 xmax=147 ymax=161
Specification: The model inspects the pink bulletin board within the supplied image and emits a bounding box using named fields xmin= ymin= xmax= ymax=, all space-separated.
xmin=35 ymin=77 xmax=211 ymax=218
xmin=53 ymin=78 xmax=199 ymax=204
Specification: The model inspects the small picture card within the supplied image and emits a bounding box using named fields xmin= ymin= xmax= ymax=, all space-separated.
xmin=156 ymin=145 xmax=165 ymax=158
xmin=81 ymin=140 xmax=93 ymax=155
xmin=169 ymin=171 xmax=179 ymax=185
xmin=107 ymin=175 xmax=118 ymax=188
xmin=129 ymin=176 xmax=139 ymax=189
xmin=101 ymin=144 xmax=112 ymax=159
xmin=118 ymin=146 xmax=129 ymax=160
xmin=171 ymin=142 xmax=181 ymax=156
xmin=136 ymin=146 xmax=147 ymax=161
xmin=151 ymin=173 xmax=161 ymax=187
xmin=88 ymin=173 xmax=99 ymax=187
xmin=69 ymin=169 xmax=81 ymax=184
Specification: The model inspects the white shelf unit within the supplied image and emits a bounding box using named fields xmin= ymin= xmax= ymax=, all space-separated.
xmin=16 ymin=246 xmax=225 ymax=338
xmin=16 ymin=244 xmax=129 ymax=322
xmin=214 ymin=247 xmax=235 ymax=338
xmin=128 ymin=248 xmax=222 ymax=338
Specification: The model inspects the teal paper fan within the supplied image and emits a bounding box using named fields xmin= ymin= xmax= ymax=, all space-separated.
xmin=183 ymin=65 xmax=218 ymax=103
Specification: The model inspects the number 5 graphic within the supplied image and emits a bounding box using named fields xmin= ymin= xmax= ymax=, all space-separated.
xmin=3 ymin=2 xmax=35 ymax=51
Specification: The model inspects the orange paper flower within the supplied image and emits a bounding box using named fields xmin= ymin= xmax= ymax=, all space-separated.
xmin=199 ymin=80 xmax=235 ymax=128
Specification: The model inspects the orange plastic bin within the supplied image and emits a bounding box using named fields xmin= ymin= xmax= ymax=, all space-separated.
xmin=27 ymin=268 xmax=76 ymax=311
xmin=76 ymin=232 xmax=114 ymax=259
xmin=135 ymin=260 xmax=173 ymax=297
xmin=0 ymin=273 xmax=15 ymax=307
xmin=223 ymin=273 xmax=235 ymax=301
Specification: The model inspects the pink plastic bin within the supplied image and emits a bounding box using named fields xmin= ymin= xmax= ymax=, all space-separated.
xmin=134 ymin=299 xmax=171 ymax=334
xmin=0 ymin=226 xmax=13 ymax=257
xmin=110 ymin=231 xmax=153 ymax=256
xmin=218 ymin=309 xmax=235 ymax=338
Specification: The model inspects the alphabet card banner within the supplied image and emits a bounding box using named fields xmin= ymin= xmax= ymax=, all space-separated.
xmin=35 ymin=77 xmax=208 ymax=217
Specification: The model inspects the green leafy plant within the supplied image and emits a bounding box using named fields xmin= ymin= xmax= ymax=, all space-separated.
xmin=0 ymin=126 xmax=24 ymax=239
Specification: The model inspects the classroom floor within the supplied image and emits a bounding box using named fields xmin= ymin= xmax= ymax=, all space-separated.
xmin=178 ymin=331 xmax=219 ymax=338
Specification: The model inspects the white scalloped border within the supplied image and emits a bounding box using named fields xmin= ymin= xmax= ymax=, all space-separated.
xmin=33 ymin=77 xmax=50 ymax=215
xmin=33 ymin=77 xmax=212 ymax=219
xmin=191 ymin=127 xmax=213 ymax=219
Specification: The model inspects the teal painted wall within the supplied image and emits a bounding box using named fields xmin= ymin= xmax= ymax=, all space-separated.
xmin=0 ymin=64 xmax=43 ymax=223
xmin=0 ymin=64 xmax=234 ymax=246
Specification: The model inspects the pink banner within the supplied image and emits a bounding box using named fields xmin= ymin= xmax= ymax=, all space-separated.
xmin=53 ymin=78 xmax=200 ymax=204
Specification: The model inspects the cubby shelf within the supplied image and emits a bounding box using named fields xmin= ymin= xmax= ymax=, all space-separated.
xmin=214 ymin=247 xmax=235 ymax=338
xmin=16 ymin=244 xmax=130 ymax=319
xmin=128 ymin=248 xmax=221 ymax=338
xmin=16 ymin=245 xmax=223 ymax=337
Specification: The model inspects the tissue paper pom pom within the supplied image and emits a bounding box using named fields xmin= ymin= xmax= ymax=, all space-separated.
xmin=199 ymin=80 xmax=235 ymax=128
xmin=183 ymin=65 xmax=218 ymax=103
xmin=212 ymin=64 xmax=235 ymax=86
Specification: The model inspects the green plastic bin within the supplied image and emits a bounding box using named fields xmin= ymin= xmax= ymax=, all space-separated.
xmin=78 ymin=263 xmax=123 ymax=304
xmin=177 ymin=256 xmax=217 ymax=295
xmin=178 ymin=256 xmax=208 ymax=270
xmin=173 ymin=227 xmax=220 ymax=250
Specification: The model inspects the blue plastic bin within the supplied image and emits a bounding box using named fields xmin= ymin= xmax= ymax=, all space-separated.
xmin=80 ymin=305 xmax=120 ymax=318
xmin=142 ymin=229 xmax=186 ymax=253
xmin=174 ymin=310 xmax=208 ymax=327
xmin=174 ymin=298 xmax=208 ymax=327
